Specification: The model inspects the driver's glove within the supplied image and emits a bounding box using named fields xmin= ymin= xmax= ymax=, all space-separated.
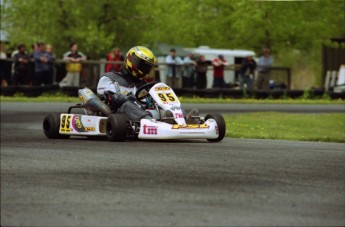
xmin=111 ymin=92 xmax=136 ymax=107
xmin=125 ymin=92 xmax=137 ymax=102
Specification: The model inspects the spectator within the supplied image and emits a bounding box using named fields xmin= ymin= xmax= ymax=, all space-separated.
xmin=182 ymin=53 xmax=196 ymax=88
xmin=45 ymin=44 xmax=56 ymax=84
xmin=0 ymin=43 xmax=7 ymax=59
xmin=28 ymin=43 xmax=38 ymax=85
xmin=165 ymin=48 xmax=183 ymax=88
xmin=59 ymin=43 xmax=86 ymax=87
xmin=33 ymin=42 xmax=54 ymax=85
xmin=212 ymin=54 xmax=228 ymax=88
xmin=239 ymin=55 xmax=257 ymax=90
xmin=105 ymin=47 xmax=124 ymax=73
xmin=10 ymin=46 xmax=19 ymax=80
xmin=256 ymin=48 xmax=273 ymax=90
xmin=0 ymin=43 xmax=10 ymax=87
xmin=12 ymin=44 xmax=30 ymax=85
xmin=195 ymin=55 xmax=212 ymax=89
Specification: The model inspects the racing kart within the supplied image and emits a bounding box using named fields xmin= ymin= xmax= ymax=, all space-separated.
xmin=43 ymin=82 xmax=226 ymax=142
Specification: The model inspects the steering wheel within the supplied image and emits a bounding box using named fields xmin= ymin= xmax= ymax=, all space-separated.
xmin=135 ymin=81 xmax=159 ymax=104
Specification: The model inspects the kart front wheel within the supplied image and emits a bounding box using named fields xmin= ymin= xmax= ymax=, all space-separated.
xmin=205 ymin=113 xmax=226 ymax=142
xmin=106 ymin=114 xmax=129 ymax=142
xmin=43 ymin=113 xmax=70 ymax=139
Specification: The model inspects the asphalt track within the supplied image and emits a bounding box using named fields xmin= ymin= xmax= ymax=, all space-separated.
xmin=1 ymin=102 xmax=345 ymax=226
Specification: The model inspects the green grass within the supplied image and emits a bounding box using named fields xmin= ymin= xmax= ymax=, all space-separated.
xmin=180 ymin=97 xmax=345 ymax=104
xmin=1 ymin=94 xmax=345 ymax=104
xmin=225 ymin=112 xmax=345 ymax=143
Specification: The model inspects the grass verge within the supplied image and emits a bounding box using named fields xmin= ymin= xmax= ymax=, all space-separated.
xmin=225 ymin=112 xmax=345 ymax=143
xmin=1 ymin=95 xmax=345 ymax=104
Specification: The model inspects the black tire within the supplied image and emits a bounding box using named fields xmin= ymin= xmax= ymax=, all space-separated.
xmin=205 ymin=113 xmax=226 ymax=142
xmin=106 ymin=114 xmax=129 ymax=142
xmin=43 ymin=113 xmax=70 ymax=139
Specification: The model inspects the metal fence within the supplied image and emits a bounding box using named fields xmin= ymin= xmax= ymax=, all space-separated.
xmin=0 ymin=58 xmax=291 ymax=90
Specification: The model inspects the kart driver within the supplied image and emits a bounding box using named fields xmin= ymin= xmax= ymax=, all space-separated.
xmin=97 ymin=45 xmax=199 ymax=123
xmin=97 ymin=46 xmax=155 ymax=121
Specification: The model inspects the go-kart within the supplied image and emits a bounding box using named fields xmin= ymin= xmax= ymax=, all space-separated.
xmin=43 ymin=82 xmax=226 ymax=142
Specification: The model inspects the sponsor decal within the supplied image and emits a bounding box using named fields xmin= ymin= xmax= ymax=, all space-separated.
xmin=85 ymin=127 xmax=96 ymax=131
xmin=155 ymin=87 xmax=170 ymax=91
xmin=72 ymin=115 xmax=87 ymax=132
xmin=175 ymin=113 xmax=184 ymax=119
xmin=143 ymin=125 xmax=158 ymax=135
xmin=171 ymin=124 xmax=209 ymax=129
xmin=79 ymin=96 xmax=86 ymax=103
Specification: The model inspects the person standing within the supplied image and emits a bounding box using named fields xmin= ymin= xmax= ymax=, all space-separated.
xmin=33 ymin=42 xmax=54 ymax=85
xmin=165 ymin=48 xmax=183 ymax=88
xmin=182 ymin=53 xmax=196 ymax=88
xmin=256 ymin=48 xmax=273 ymax=90
xmin=12 ymin=44 xmax=30 ymax=85
xmin=0 ymin=43 xmax=10 ymax=87
xmin=195 ymin=55 xmax=212 ymax=89
xmin=212 ymin=54 xmax=228 ymax=88
xmin=239 ymin=55 xmax=257 ymax=90
xmin=28 ymin=43 xmax=38 ymax=85
xmin=45 ymin=44 xmax=56 ymax=84
xmin=105 ymin=47 xmax=124 ymax=73
xmin=59 ymin=43 xmax=86 ymax=87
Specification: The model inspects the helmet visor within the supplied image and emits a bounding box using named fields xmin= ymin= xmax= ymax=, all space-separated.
xmin=131 ymin=53 xmax=154 ymax=78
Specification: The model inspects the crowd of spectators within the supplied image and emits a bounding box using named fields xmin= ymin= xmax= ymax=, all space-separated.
xmin=0 ymin=42 xmax=274 ymax=90
xmin=1 ymin=42 xmax=58 ymax=87
xmin=0 ymin=42 xmax=88 ymax=88
xmin=165 ymin=48 xmax=274 ymax=90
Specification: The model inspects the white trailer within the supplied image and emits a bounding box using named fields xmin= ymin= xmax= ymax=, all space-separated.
xmin=158 ymin=46 xmax=256 ymax=88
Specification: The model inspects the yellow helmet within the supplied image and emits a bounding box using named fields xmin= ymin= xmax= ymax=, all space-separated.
xmin=124 ymin=46 xmax=156 ymax=80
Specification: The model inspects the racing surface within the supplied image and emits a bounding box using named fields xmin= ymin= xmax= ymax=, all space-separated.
xmin=1 ymin=102 xmax=345 ymax=226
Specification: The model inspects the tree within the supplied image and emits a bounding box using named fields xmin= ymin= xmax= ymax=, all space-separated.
xmin=2 ymin=0 xmax=344 ymax=87
xmin=1 ymin=0 xmax=147 ymax=58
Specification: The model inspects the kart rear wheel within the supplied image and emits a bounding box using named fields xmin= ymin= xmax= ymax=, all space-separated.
xmin=43 ymin=113 xmax=70 ymax=139
xmin=205 ymin=113 xmax=226 ymax=142
xmin=106 ymin=114 xmax=129 ymax=142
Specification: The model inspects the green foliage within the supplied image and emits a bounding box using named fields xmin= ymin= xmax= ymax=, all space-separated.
xmin=302 ymin=89 xmax=312 ymax=99
xmin=1 ymin=0 xmax=344 ymax=86
xmin=3 ymin=0 xmax=343 ymax=54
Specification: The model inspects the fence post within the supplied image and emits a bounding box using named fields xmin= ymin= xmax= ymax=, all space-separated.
xmin=287 ymin=67 xmax=291 ymax=90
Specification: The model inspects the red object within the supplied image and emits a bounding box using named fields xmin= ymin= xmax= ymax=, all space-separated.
xmin=105 ymin=53 xmax=124 ymax=72
xmin=213 ymin=58 xmax=227 ymax=78
xmin=145 ymin=77 xmax=154 ymax=83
